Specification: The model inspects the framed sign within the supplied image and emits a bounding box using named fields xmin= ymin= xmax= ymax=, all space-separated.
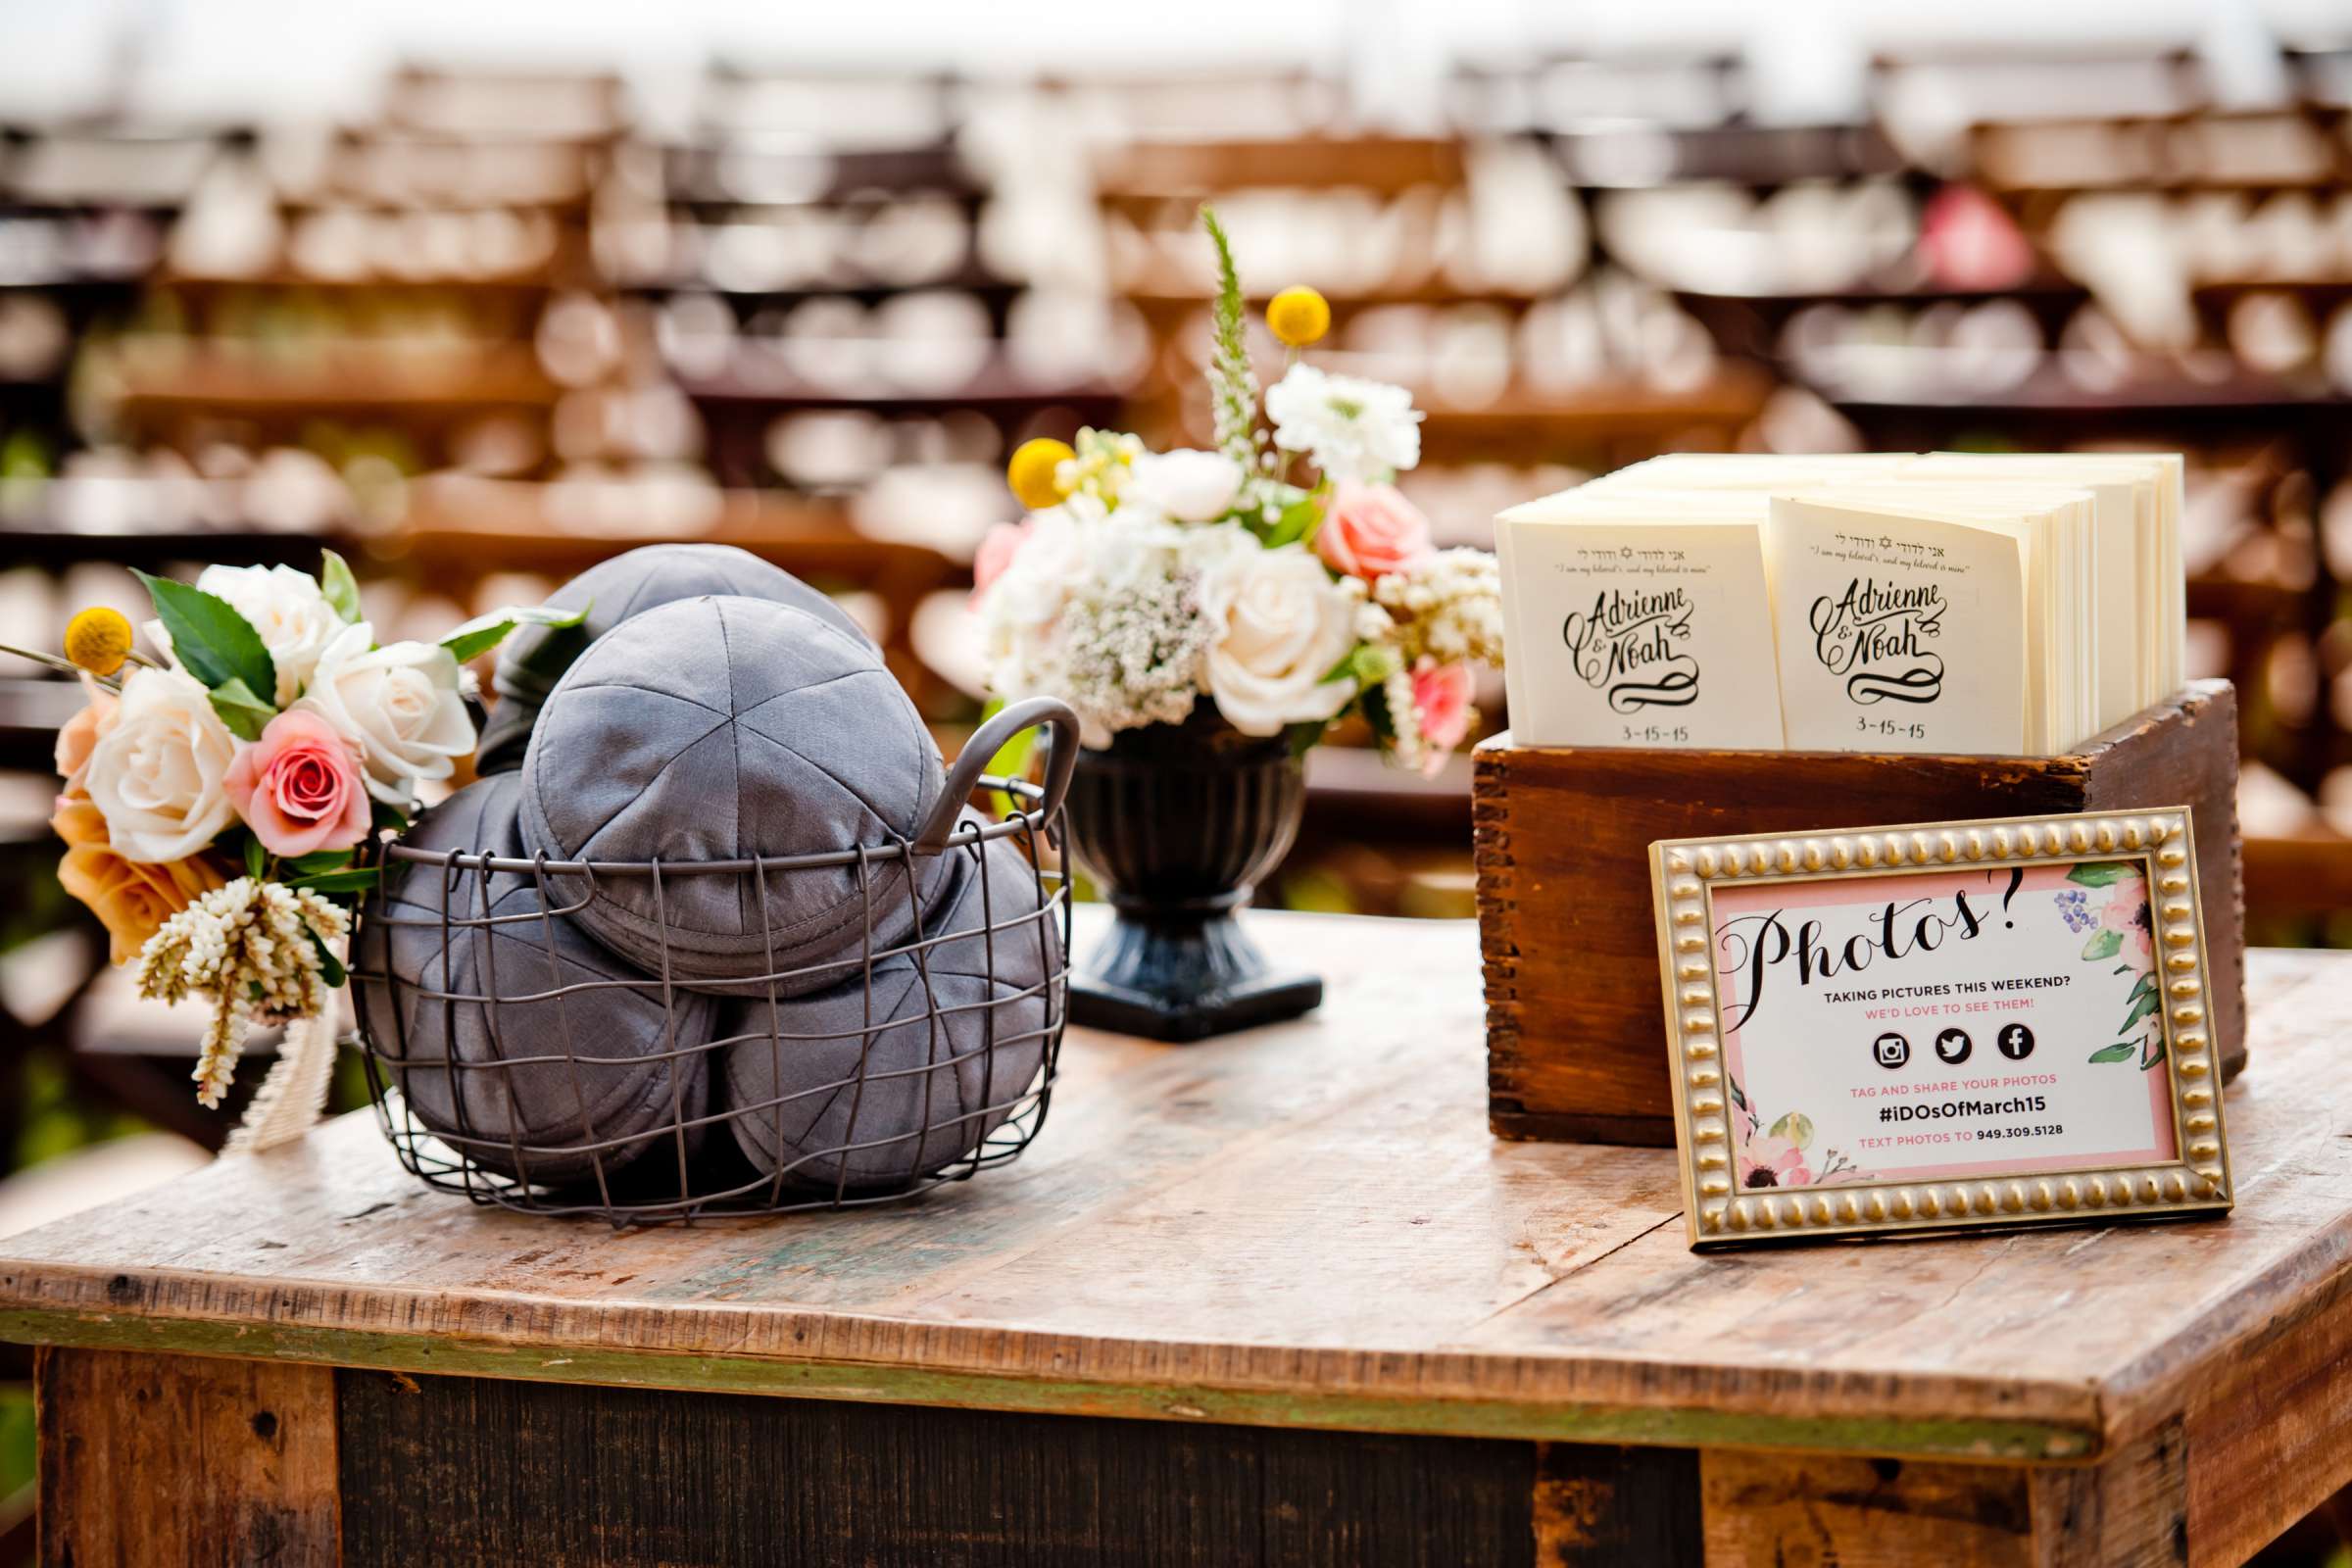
xmin=1649 ymin=808 xmax=2230 ymax=1249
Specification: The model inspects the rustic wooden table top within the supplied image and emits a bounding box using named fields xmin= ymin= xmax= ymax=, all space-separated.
xmin=3 ymin=911 xmax=2348 ymax=1483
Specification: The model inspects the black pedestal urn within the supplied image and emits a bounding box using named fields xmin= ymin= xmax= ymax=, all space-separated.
xmin=1063 ymin=705 xmax=1323 ymax=1042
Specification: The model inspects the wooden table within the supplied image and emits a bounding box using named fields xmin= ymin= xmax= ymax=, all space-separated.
xmin=6 ymin=911 xmax=2351 ymax=1566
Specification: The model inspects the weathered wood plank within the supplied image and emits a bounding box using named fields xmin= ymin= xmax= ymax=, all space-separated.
xmin=2029 ymin=1419 xmax=2188 ymax=1568
xmin=0 ymin=919 xmax=2342 ymax=1480
xmin=36 ymin=1347 xmax=337 ymax=1567
xmin=2179 ymin=1263 xmax=2352 ymax=1567
xmin=1535 ymin=1442 xmax=1702 ymax=1565
xmin=1700 ymin=1449 xmax=2034 ymax=1567
xmin=336 ymin=1367 xmax=1538 ymax=1567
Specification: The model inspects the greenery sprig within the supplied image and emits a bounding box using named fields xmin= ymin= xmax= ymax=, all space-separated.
xmin=1200 ymin=205 xmax=1265 ymax=471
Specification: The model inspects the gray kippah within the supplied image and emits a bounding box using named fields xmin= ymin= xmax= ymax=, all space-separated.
xmin=719 ymin=827 xmax=1059 ymax=1192
xmin=355 ymin=773 xmax=712 ymax=1186
xmin=476 ymin=543 xmax=872 ymax=775
xmin=516 ymin=594 xmax=951 ymax=995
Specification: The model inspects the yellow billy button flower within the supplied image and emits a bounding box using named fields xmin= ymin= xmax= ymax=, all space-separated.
xmin=64 ymin=607 xmax=135 ymax=677
xmin=1267 ymin=285 xmax=1331 ymax=348
xmin=1006 ymin=437 xmax=1076 ymax=512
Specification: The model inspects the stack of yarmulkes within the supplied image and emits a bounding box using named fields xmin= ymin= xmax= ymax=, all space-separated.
xmin=353 ymin=545 xmax=1069 ymax=1220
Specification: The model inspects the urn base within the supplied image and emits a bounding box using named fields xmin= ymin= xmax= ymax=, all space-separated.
xmin=1070 ymin=904 xmax=1323 ymax=1043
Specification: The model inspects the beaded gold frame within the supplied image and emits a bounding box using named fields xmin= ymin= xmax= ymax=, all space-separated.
xmin=1649 ymin=808 xmax=2231 ymax=1250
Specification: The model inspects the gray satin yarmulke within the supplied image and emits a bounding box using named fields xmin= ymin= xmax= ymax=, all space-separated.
xmin=475 ymin=543 xmax=872 ymax=776
xmin=355 ymin=773 xmax=712 ymax=1186
xmin=516 ymin=594 xmax=950 ymax=995
xmin=720 ymin=829 xmax=1059 ymax=1192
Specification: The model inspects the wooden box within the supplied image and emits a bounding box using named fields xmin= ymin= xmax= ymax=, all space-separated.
xmin=1475 ymin=679 xmax=2247 ymax=1147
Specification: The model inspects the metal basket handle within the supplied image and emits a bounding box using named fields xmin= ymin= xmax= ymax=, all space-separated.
xmin=912 ymin=696 xmax=1081 ymax=853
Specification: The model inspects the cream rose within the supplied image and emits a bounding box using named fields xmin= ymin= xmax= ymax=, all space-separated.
xmin=194 ymin=564 xmax=346 ymax=704
xmin=83 ymin=667 xmax=240 ymax=863
xmin=1199 ymin=538 xmax=1358 ymax=736
xmin=295 ymin=621 xmax=474 ymax=804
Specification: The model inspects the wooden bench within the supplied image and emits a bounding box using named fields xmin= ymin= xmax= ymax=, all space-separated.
xmin=5 ymin=909 xmax=2350 ymax=1565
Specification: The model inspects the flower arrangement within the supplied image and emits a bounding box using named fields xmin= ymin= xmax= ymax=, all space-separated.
xmin=2063 ymin=862 xmax=2164 ymax=1068
xmin=974 ymin=209 xmax=1503 ymax=772
xmin=9 ymin=558 xmax=578 ymax=1124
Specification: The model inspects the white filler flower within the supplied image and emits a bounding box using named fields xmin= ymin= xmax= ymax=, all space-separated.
xmin=1264 ymin=363 xmax=1423 ymax=484
xmin=296 ymin=622 xmax=475 ymax=804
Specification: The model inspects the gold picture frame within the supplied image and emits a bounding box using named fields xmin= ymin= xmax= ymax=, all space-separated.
xmin=1650 ymin=808 xmax=2231 ymax=1250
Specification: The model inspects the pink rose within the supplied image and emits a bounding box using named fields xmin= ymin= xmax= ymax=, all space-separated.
xmin=224 ymin=710 xmax=370 ymax=858
xmin=1410 ymin=659 xmax=1473 ymax=775
xmin=973 ymin=519 xmax=1031 ymax=599
xmin=1738 ymin=1134 xmax=1812 ymax=1190
xmin=1315 ymin=482 xmax=1433 ymax=581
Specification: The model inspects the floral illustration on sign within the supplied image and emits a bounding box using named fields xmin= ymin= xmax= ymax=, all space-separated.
xmin=1728 ymin=1075 xmax=1870 ymax=1188
xmin=2065 ymin=861 xmax=2163 ymax=1069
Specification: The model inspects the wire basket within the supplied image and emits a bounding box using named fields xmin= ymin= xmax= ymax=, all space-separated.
xmin=352 ymin=697 xmax=1078 ymax=1227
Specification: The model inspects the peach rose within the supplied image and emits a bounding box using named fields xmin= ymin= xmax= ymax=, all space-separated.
xmin=54 ymin=680 xmax=119 ymax=802
xmin=1315 ymin=482 xmax=1433 ymax=582
xmin=52 ymin=799 xmax=226 ymax=964
xmin=224 ymin=709 xmax=371 ymax=858
xmin=1410 ymin=659 xmax=1473 ymax=774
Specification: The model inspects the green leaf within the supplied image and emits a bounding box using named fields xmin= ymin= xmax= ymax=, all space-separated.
xmin=976 ymin=699 xmax=1038 ymax=818
xmin=1200 ymin=204 xmax=1262 ymax=466
xmin=2088 ymin=1043 xmax=2137 ymax=1063
xmin=286 ymin=849 xmax=355 ymax=875
xmin=2140 ymin=1039 xmax=2167 ymax=1071
xmin=318 ymin=549 xmax=364 ymax=624
xmin=1332 ymin=636 xmax=1402 ymax=693
xmin=2081 ymin=929 xmax=2122 ymax=960
xmin=135 ymin=569 xmax=275 ymax=703
xmin=243 ymin=833 xmax=267 ymax=881
xmin=1728 ymin=1075 xmax=1749 ymax=1113
xmin=288 ymin=867 xmax=380 ymax=895
xmin=2120 ymin=988 xmax=2160 ymax=1031
xmin=440 ymin=600 xmax=591 ymax=664
xmin=2066 ymin=861 xmax=2135 ymax=887
xmin=1263 ymin=494 xmax=1322 ymax=549
xmin=2126 ymin=970 xmax=2158 ymax=1004
xmin=305 ymin=923 xmax=348 ymax=988
xmin=208 ymin=675 xmax=275 ymax=742
xmin=370 ymin=799 xmax=410 ymax=833
xmin=1768 ymin=1110 xmax=1815 ymax=1150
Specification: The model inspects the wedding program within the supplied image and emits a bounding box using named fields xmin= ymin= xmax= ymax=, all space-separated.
xmin=1494 ymin=452 xmax=2184 ymax=756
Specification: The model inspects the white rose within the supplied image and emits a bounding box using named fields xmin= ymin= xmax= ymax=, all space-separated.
xmin=193 ymin=564 xmax=346 ymax=704
xmin=295 ymin=622 xmax=474 ymax=804
xmin=1126 ymin=449 xmax=1243 ymax=522
xmin=84 ymin=667 xmax=239 ymax=863
xmin=1199 ymin=538 xmax=1358 ymax=736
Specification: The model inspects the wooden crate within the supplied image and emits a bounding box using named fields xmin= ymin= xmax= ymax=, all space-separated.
xmin=1475 ymin=679 xmax=2247 ymax=1147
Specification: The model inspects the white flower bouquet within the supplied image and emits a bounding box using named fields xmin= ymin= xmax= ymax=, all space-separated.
xmin=8 ymin=560 xmax=579 ymax=1134
xmin=974 ymin=209 xmax=1503 ymax=773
